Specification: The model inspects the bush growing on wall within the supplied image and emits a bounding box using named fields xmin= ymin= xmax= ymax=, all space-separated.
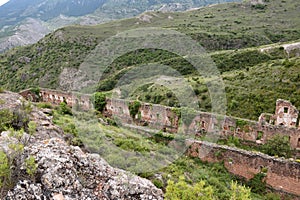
xmin=262 ymin=134 xmax=292 ymax=158
xmin=129 ymin=100 xmax=141 ymax=118
xmin=29 ymin=87 xmax=41 ymax=100
xmin=92 ymin=92 xmax=107 ymax=112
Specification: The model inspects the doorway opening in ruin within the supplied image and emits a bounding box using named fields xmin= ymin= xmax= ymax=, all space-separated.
xmin=284 ymin=107 xmax=288 ymax=113
xmin=201 ymin=121 xmax=205 ymax=128
xmin=256 ymin=131 xmax=264 ymax=140
xmin=28 ymin=94 xmax=33 ymax=102
xmin=118 ymin=107 xmax=123 ymax=114
xmin=63 ymin=97 xmax=67 ymax=104
xmin=156 ymin=113 xmax=160 ymax=119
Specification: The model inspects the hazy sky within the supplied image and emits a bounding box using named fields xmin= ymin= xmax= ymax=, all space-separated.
xmin=0 ymin=0 xmax=9 ymax=6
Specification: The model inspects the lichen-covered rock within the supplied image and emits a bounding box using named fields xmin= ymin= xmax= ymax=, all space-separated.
xmin=0 ymin=91 xmax=24 ymax=110
xmin=30 ymin=107 xmax=64 ymax=141
xmin=5 ymin=138 xmax=163 ymax=200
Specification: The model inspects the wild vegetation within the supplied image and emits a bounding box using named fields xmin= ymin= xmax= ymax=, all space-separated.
xmin=0 ymin=101 xmax=38 ymax=198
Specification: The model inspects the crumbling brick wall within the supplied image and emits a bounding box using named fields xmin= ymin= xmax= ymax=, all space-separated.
xmin=186 ymin=139 xmax=300 ymax=196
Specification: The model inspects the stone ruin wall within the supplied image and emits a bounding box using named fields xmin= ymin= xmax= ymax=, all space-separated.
xmin=19 ymin=88 xmax=92 ymax=110
xmin=186 ymin=140 xmax=300 ymax=197
xmin=274 ymin=99 xmax=299 ymax=127
xmin=103 ymin=99 xmax=179 ymax=133
xmin=187 ymin=112 xmax=300 ymax=149
xmin=19 ymin=88 xmax=300 ymax=149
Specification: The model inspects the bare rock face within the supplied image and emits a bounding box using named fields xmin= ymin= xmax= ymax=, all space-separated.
xmin=5 ymin=138 xmax=163 ymax=200
xmin=0 ymin=91 xmax=24 ymax=110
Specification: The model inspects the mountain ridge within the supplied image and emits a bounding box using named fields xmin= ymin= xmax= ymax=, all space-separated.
xmin=0 ymin=0 xmax=240 ymax=52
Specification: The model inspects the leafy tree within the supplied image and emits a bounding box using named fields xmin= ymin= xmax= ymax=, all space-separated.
xmin=129 ymin=100 xmax=141 ymax=118
xmin=92 ymin=92 xmax=107 ymax=112
xmin=165 ymin=176 xmax=214 ymax=200
xmin=262 ymin=134 xmax=292 ymax=158
xmin=57 ymin=102 xmax=72 ymax=115
xmin=230 ymin=181 xmax=251 ymax=200
xmin=247 ymin=172 xmax=266 ymax=193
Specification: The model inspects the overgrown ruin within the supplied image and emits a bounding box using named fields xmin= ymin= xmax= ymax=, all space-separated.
xmin=18 ymin=88 xmax=300 ymax=196
xmin=19 ymin=88 xmax=300 ymax=150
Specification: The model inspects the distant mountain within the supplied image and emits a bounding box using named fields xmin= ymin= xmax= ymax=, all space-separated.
xmin=0 ymin=0 xmax=106 ymax=27
xmin=0 ymin=0 xmax=240 ymax=52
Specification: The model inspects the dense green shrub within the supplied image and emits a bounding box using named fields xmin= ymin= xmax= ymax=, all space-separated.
xmin=92 ymin=92 xmax=107 ymax=112
xmin=247 ymin=172 xmax=266 ymax=193
xmin=165 ymin=176 xmax=214 ymax=200
xmin=36 ymin=102 xmax=53 ymax=109
xmin=27 ymin=121 xmax=37 ymax=136
xmin=0 ymin=151 xmax=10 ymax=188
xmin=151 ymin=131 xmax=174 ymax=144
xmin=71 ymin=137 xmax=84 ymax=147
xmin=165 ymin=176 xmax=251 ymax=200
xmin=212 ymin=50 xmax=273 ymax=73
xmin=262 ymin=134 xmax=292 ymax=158
xmin=153 ymin=179 xmax=164 ymax=189
xmin=252 ymin=4 xmax=267 ymax=10
xmin=113 ymin=138 xmax=149 ymax=152
xmin=0 ymin=109 xmax=14 ymax=131
xmin=29 ymin=87 xmax=41 ymax=100
xmin=181 ymin=107 xmax=198 ymax=127
xmin=229 ymin=181 xmax=251 ymax=200
xmin=24 ymin=156 xmax=37 ymax=177
xmin=129 ymin=100 xmax=141 ymax=118
xmin=57 ymin=102 xmax=72 ymax=115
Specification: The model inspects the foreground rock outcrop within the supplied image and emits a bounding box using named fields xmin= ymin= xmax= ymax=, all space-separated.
xmin=5 ymin=138 xmax=163 ymax=200
xmin=0 ymin=91 xmax=163 ymax=199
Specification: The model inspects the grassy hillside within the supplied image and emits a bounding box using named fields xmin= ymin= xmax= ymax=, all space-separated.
xmin=1 ymin=0 xmax=300 ymax=120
